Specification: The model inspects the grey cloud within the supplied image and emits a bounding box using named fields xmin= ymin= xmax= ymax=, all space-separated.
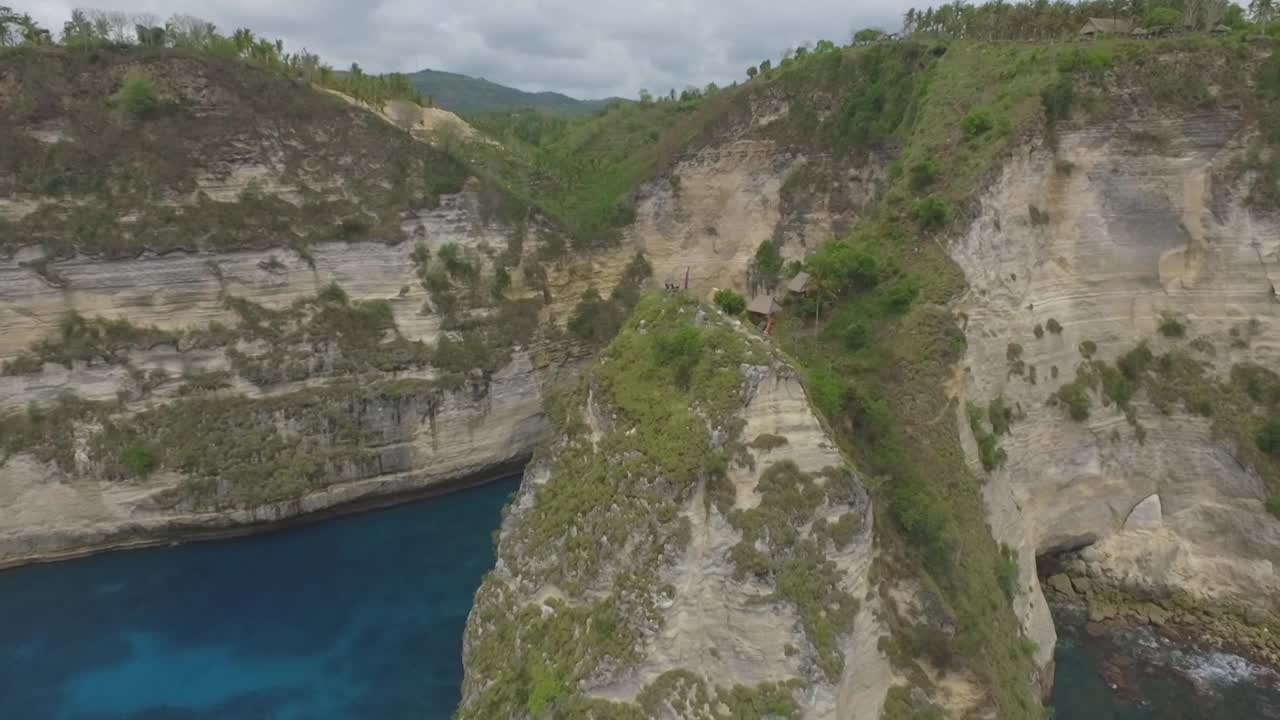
xmin=25 ymin=0 xmax=910 ymax=99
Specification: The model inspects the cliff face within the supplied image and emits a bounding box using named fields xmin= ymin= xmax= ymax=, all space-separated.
xmin=3 ymin=47 xmax=863 ymax=567
xmin=953 ymin=108 xmax=1280 ymax=657
xmin=0 ymin=50 xmax=619 ymax=565
xmin=0 ymin=198 xmax=579 ymax=565
xmin=458 ymin=295 xmax=895 ymax=719
xmin=625 ymin=90 xmax=883 ymax=295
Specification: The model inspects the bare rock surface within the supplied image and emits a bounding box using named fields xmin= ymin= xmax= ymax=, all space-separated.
xmin=953 ymin=111 xmax=1280 ymax=670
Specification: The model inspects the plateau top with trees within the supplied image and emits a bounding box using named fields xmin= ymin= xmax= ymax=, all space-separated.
xmin=0 ymin=5 xmax=426 ymax=108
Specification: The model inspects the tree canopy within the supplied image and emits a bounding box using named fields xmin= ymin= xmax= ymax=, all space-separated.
xmin=903 ymin=0 xmax=1249 ymax=39
xmin=1 ymin=6 xmax=426 ymax=107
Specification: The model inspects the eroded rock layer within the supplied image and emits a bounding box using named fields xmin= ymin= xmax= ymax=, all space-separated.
xmin=954 ymin=109 xmax=1280 ymax=661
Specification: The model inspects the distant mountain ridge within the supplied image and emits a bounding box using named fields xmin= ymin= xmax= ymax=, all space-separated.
xmin=407 ymin=68 xmax=622 ymax=116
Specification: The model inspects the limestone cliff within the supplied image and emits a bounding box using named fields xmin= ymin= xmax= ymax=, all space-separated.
xmin=954 ymin=105 xmax=1280 ymax=659
xmin=1 ymin=47 xmax=858 ymax=567
xmin=0 ymin=49 xmax=618 ymax=565
xmin=458 ymin=294 xmax=897 ymax=720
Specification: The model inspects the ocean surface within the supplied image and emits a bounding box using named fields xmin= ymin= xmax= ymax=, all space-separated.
xmin=0 ymin=478 xmax=517 ymax=720
xmin=1050 ymin=603 xmax=1280 ymax=719
xmin=3 ymin=476 xmax=1279 ymax=720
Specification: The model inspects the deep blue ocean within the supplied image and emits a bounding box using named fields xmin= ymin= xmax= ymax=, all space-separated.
xmin=0 ymin=478 xmax=518 ymax=720
xmin=2 ymin=474 xmax=1278 ymax=720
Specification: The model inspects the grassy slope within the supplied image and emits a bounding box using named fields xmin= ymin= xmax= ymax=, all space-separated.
xmin=447 ymin=90 xmax=744 ymax=248
xmin=0 ymin=46 xmax=525 ymax=259
xmin=407 ymin=68 xmax=617 ymax=116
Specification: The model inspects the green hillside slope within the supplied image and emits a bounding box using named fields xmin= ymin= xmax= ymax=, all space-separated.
xmin=407 ymin=68 xmax=619 ymax=116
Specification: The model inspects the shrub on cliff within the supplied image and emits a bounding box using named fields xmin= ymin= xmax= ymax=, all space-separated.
xmin=114 ymin=72 xmax=160 ymax=119
xmin=843 ymin=320 xmax=869 ymax=350
xmin=1055 ymin=380 xmax=1091 ymax=421
xmin=1259 ymin=417 xmax=1280 ymax=458
xmin=908 ymin=159 xmax=940 ymax=191
xmin=1159 ymin=315 xmax=1186 ymax=338
xmin=655 ymin=326 xmax=703 ymax=389
xmin=123 ymin=442 xmax=158 ymax=477
xmin=912 ymin=196 xmax=949 ymax=231
xmin=713 ymin=288 xmax=746 ymax=316
xmin=962 ymin=109 xmax=994 ymax=139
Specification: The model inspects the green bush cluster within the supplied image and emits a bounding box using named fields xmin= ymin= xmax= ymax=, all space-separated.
xmin=968 ymin=403 xmax=1008 ymax=472
xmin=115 ymin=72 xmax=161 ymax=119
xmin=713 ymin=288 xmax=747 ymax=316
xmin=962 ymin=108 xmax=995 ymax=139
xmin=1159 ymin=315 xmax=1187 ymax=338
xmin=911 ymin=196 xmax=950 ymax=231
xmin=1145 ymin=7 xmax=1182 ymax=26
xmin=1054 ymin=375 xmax=1092 ymax=421
xmin=908 ymin=159 xmax=940 ymax=191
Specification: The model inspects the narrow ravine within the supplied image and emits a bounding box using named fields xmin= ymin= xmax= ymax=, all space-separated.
xmin=0 ymin=478 xmax=518 ymax=720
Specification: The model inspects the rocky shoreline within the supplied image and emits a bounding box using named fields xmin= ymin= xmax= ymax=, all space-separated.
xmin=1042 ymin=563 xmax=1280 ymax=671
xmin=0 ymin=457 xmax=528 ymax=572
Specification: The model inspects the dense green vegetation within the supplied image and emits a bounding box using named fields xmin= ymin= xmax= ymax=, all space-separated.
xmin=406 ymin=68 xmax=618 ymax=116
xmin=5 ymin=8 xmax=424 ymax=105
xmin=462 ymin=295 xmax=817 ymax=718
xmin=902 ymin=0 xmax=1256 ymax=39
xmin=458 ymin=89 xmax=735 ymax=247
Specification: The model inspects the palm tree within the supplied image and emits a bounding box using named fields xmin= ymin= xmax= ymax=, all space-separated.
xmin=232 ymin=27 xmax=254 ymax=56
xmin=1252 ymin=0 xmax=1275 ymax=29
xmin=0 ymin=6 xmax=18 ymax=46
xmin=17 ymin=13 xmax=49 ymax=45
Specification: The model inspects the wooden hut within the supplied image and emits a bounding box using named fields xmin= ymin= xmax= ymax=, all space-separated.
xmin=747 ymin=294 xmax=773 ymax=322
xmin=786 ymin=271 xmax=812 ymax=296
xmin=1079 ymin=18 xmax=1135 ymax=36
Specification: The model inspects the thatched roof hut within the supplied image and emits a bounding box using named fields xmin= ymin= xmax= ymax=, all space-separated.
xmin=786 ymin=271 xmax=812 ymax=294
xmin=1079 ymin=18 xmax=1135 ymax=35
xmin=746 ymin=295 xmax=781 ymax=318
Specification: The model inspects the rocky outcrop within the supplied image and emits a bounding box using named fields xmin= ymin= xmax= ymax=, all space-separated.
xmin=458 ymin=296 xmax=897 ymax=719
xmin=953 ymin=110 xmax=1280 ymax=667
xmin=0 ymin=175 xmax=637 ymax=565
xmin=626 ymin=95 xmax=884 ymax=295
xmin=0 ymin=348 xmax=552 ymax=567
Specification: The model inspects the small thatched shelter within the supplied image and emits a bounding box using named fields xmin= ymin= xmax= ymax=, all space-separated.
xmin=1079 ymin=18 xmax=1135 ymax=36
xmin=746 ymin=295 xmax=780 ymax=320
xmin=786 ymin=271 xmax=812 ymax=295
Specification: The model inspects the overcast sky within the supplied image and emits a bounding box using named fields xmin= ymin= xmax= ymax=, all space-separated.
xmin=23 ymin=1 xmax=909 ymax=98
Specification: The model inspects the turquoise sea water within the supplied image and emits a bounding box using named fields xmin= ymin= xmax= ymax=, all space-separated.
xmin=4 ymin=475 xmax=1279 ymax=720
xmin=0 ymin=478 xmax=517 ymax=720
xmin=1050 ymin=603 xmax=1280 ymax=719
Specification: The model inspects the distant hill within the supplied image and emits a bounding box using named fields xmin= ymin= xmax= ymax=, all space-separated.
xmin=406 ymin=68 xmax=621 ymax=117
